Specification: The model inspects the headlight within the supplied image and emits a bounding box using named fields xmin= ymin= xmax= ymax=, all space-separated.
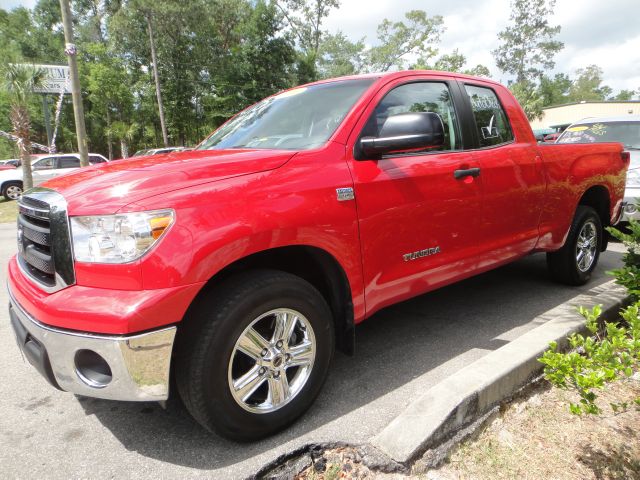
xmin=70 ymin=210 xmax=174 ymax=263
xmin=627 ymin=169 xmax=640 ymax=188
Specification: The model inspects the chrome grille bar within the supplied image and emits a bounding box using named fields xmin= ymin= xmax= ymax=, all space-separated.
xmin=17 ymin=188 xmax=75 ymax=293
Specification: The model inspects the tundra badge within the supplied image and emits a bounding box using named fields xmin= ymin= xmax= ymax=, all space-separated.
xmin=403 ymin=246 xmax=441 ymax=262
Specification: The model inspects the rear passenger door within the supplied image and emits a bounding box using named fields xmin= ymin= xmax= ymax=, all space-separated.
xmin=54 ymin=155 xmax=81 ymax=178
xmin=460 ymin=82 xmax=546 ymax=259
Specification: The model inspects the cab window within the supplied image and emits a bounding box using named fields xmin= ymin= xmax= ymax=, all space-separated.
xmin=464 ymin=85 xmax=514 ymax=147
xmin=33 ymin=157 xmax=55 ymax=170
xmin=89 ymin=155 xmax=106 ymax=164
xmin=57 ymin=156 xmax=80 ymax=169
xmin=361 ymin=82 xmax=461 ymax=153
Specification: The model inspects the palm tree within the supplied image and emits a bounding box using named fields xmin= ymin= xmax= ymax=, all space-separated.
xmin=3 ymin=63 xmax=46 ymax=191
xmin=111 ymin=121 xmax=139 ymax=159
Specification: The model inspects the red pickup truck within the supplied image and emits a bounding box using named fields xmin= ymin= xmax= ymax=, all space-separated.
xmin=8 ymin=71 xmax=628 ymax=440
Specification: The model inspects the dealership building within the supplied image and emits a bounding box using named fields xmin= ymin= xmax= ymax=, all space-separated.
xmin=530 ymin=101 xmax=640 ymax=132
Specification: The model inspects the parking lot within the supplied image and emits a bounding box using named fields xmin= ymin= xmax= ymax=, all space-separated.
xmin=0 ymin=222 xmax=625 ymax=479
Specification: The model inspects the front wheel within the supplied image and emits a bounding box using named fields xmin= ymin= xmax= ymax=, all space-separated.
xmin=2 ymin=181 xmax=23 ymax=201
xmin=547 ymin=205 xmax=602 ymax=285
xmin=175 ymin=270 xmax=334 ymax=441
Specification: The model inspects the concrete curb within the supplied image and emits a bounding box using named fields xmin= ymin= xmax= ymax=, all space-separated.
xmin=371 ymin=279 xmax=629 ymax=464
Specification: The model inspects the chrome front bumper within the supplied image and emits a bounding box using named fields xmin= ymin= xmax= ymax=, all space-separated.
xmin=8 ymin=287 xmax=176 ymax=402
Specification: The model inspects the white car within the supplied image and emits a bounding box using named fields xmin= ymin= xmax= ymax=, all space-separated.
xmin=0 ymin=153 xmax=108 ymax=200
xmin=556 ymin=115 xmax=640 ymax=221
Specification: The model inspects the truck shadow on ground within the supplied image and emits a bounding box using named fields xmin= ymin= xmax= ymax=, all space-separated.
xmin=78 ymin=251 xmax=623 ymax=471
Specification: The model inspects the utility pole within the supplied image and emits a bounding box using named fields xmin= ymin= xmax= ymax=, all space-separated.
xmin=59 ymin=0 xmax=89 ymax=167
xmin=146 ymin=14 xmax=169 ymax=147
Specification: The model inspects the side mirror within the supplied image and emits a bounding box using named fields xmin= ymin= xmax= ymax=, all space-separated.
xmin=356 ymin=112 xmax=445 ymax=159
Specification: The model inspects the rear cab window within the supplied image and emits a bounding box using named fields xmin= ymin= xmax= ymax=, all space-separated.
xmin=464 ymin=85 xmax=514 ymax=148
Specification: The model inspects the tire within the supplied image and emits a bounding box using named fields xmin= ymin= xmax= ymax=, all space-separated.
xmin=547 ymin=205 xmax=602 ymax=286
xmin=175 ymin=269 xmax=334 ymax=441
xmin=2 ymin=181 xmax=23 ymax=201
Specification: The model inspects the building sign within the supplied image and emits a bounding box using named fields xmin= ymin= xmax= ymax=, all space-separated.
xmin=31 ymin=64 xmax=70 ymax=94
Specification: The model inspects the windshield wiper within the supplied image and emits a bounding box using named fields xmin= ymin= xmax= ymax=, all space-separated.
xmin=624 ymin=145 xmax=640 ymax=150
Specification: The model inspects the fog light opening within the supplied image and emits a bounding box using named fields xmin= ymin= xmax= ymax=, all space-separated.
xmin=74 ymin=350 xmax=112 ymax=388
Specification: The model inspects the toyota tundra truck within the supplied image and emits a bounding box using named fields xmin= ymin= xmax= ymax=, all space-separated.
xmin=8 ymin=71 xmax=629 ymax=441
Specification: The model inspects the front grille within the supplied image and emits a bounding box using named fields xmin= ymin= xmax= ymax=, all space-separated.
xmin=17 ymin=188 xmax=75 ymax=292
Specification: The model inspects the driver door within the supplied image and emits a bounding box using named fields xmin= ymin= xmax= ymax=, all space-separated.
xmin=347 ymin=77 xmax=484 ymax=314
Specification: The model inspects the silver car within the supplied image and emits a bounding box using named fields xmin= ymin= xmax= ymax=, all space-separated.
xmin=556 ymin=116 xmax=640 ymax=221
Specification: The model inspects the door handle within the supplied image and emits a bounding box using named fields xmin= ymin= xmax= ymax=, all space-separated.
xmin=454 ymin=167 xmax=481 ymax=179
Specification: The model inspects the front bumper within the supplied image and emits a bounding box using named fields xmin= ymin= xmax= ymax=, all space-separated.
xmin=9 ymin=286 xmax=176 ymax=402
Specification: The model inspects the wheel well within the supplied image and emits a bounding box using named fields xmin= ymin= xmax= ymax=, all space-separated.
xmin=194 ymin=246 xmax=355 ymax=355
xmin=578 ymin=185 xmax=610 ymax=251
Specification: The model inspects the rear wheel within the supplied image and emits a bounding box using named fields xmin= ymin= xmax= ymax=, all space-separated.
xmin=547 ymin=205 xmax=602 ymax=285
xmin=176 ymin=269 xmax=334 ymax=441
xmin=2 ymin=181 xmax=23 ymax=201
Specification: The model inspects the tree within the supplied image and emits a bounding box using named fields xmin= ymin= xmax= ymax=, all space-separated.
xmin=510 ymin=80 xmax=545 ymax=120
xmin=367 ymin=10 xmax=444 ymax=72
xmin=416 ymin=48 xmax=491 ymax=77
xmin=109 ymin=120 xmax=138 ymax=158
xmin=614 ymin=89 xmax=637 ymax=101
xmin=567 ymin=65 xmax=612 ymax=102
xmin=317 ymin=32 xmax=366 ymax=79
xmin=493 ymin=0 xmax=563 ymax=83
xmin=275 ymin=0 xmax=340 ymax=77
xmin=2 ymin=63 xmax=45 ymax=190
xmin=538 ymin=73 xmax=571 ymax=106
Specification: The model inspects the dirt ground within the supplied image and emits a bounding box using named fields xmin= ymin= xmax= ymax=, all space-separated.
xmin=295 ymin=376 xmax=640 ymax=480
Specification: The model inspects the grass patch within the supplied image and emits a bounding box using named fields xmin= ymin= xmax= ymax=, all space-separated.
xmin=0 ymin=197 xmax=18 ymax=223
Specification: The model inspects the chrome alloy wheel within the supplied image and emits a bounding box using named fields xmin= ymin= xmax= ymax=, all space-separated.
xmin=227 ymin=308 xmax=316 ymax=414
xmin=576 ymin=220 xmax=598 ymax=272
xmin=6 ymin=185 xmax=22 ymax=200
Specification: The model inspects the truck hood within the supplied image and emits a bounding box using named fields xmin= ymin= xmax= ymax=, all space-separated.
xmin=42 ymin=149 xmax=296 ymax=215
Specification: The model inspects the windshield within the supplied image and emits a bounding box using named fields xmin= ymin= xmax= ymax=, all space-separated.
xmin=556 ymin=121 xmax=640 ymax=149
xmin=197 ymin=78 xmax=375 ymax=151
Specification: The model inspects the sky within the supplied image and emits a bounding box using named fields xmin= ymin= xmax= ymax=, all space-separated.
xmin=324 ymin=0 xmax=640 ymax=92
xmin=4 ymin=0 xmax=640 ymax=93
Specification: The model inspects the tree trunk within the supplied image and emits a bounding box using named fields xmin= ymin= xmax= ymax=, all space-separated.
xmin=11 ymin=105 xmax=34 ymax=191
xmin=120 ymin=139 xmax=129 ymax=159
xmin=147 ymin=13 xmax=169 ymax=147
xmin=106 ymin=109 xmax=113 ymax=160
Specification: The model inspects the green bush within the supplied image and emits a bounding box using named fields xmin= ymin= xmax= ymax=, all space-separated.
xmin=538 ymin=218 xmax=640 ymax=415
xmin=539 ymin=303 xmax=640 ymax=414
xmin=608 ymin=220 xmax=640 ymax=298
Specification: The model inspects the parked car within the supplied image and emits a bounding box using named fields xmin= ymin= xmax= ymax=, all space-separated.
xmin=132 ymin=146 xmax=189 ymax=157
xmin=8 ymin=71 xmax=628 ymax=441
xmin=0 ymin=159 xmax=20 ymax=170
xmin=556 ymin=116 xmax=639 ymax=222
xmin=0 ymin=153 xmax=108 ymax=200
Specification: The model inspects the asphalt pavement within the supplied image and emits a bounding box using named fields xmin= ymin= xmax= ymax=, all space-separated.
xmin=0 ymin=222 xmax=626 ymax=479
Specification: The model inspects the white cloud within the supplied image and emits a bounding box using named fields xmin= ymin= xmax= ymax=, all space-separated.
xmin=325 ymin=0 xmax=640 ymax=92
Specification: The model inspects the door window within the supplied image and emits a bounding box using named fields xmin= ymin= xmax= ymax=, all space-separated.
xmin=362 ymin=82 xmax=461 ymax=153
xmin=33 ymin=157 xmax=55 ymax=170
xmin=89 ymin=155 xmax=106 ymax=164
xmin=464 ymin=85 xmax=514 ymax=147
xmin=57 ymin=156 xmax=80 ymax=169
